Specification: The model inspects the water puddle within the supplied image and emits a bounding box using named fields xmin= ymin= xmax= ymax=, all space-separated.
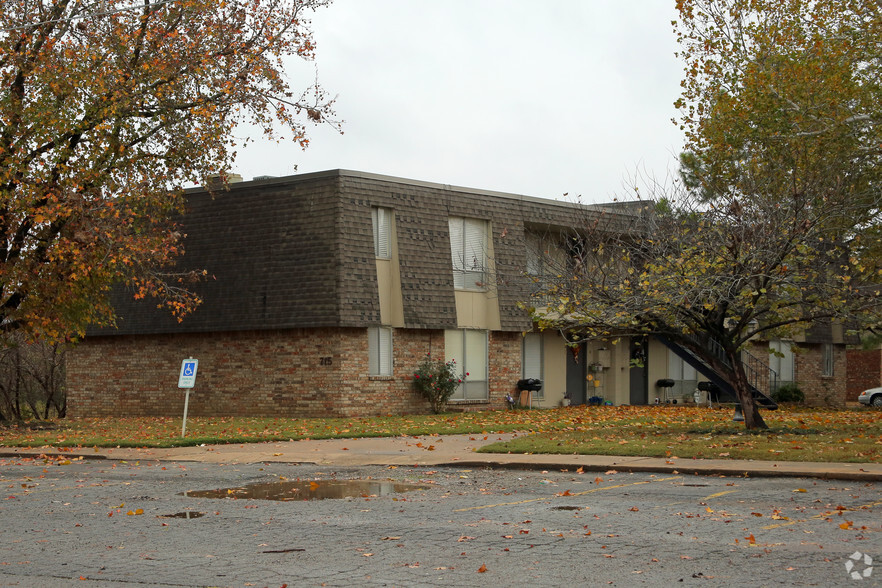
xmin=158 ymin=511 xmax=206 ymax=519
xmin=182 ymin=479 xmax=431 ymax=501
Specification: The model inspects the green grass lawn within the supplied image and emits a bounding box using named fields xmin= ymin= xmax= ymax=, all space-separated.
xmin=1 ymin=405 xmax=879 ymax=463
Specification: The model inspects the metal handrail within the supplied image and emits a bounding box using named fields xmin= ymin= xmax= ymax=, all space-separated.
xmin=689 ymin=334 xmax=777 ymax=396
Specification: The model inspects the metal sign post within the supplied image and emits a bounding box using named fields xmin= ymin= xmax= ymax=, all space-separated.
xmin=178 ymin=358 xmax=199 ymax=437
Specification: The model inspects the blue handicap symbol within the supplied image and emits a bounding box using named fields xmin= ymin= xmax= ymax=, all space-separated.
xmin=183 ymin=363 xmax=195 ymax=376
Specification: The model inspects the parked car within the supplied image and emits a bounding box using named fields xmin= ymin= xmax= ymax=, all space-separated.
xmin=858 ymin=387 xmax=882 ymax=407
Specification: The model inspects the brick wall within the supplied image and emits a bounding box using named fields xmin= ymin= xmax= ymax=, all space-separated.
xmin=796 ymin=344 xmax=847 ymax=407
xmin=846 ymin=349 xmax=882 ymax=401
xmin=67 ymin=327 xmax=519 ymax=417
xmin=489 ymin=331 xmax=521 ymax=408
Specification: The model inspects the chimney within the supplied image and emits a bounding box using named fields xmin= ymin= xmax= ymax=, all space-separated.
xmin=205 ymin=172 xmax=244 ymax=189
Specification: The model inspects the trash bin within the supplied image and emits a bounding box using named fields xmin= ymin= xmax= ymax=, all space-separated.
xmin=697 ymin=381 xmax=722 ymax=404
xmin=516 ymin=378 xmax=543 ymax=408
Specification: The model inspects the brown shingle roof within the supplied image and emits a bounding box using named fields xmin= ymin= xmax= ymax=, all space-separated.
xmin=93 ymin=169 xmax=603 ymax=335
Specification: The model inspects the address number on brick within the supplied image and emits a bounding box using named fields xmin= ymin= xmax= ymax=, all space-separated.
xmin=319 ymin=357 xmax=332 ymax=366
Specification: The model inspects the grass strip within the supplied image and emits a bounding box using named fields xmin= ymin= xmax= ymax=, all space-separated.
xmin=0 ymin=405 xmax=879 ymax=462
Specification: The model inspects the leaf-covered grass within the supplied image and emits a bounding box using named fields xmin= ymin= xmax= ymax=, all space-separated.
xmin=478 ymin=406 xmax=882 ymax=463
xmin=0 ymin=405 xmax=879 ymax=462
xmin=0 ymin=412 xmax=538 ymax=449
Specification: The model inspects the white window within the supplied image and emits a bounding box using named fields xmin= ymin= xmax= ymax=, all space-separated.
xmin=821 ymin=343 xmax=834 ymax=377
xmin=449 ymin=217 xmax=487 ymax=290
xmin=668 ymin=352 xmax=698 ymax=398
xmin=371 ymin=207 xmax=392 ymax=259
xmin=445 ymin=329 xmax=488 ymax=400
xmin=368 ymin=327 xmax=392 ymax=376
xmin=522 ymin=333 xmax=544 ymax=399
xmin=769 ymin=340 xmax=795 ymax=385
xmin=525 ymin=233 xmax=544 ymax=277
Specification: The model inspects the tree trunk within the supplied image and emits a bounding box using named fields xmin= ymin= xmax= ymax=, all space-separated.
xmin=12 ymin=349 xmax=22 ymax=421
xmin=729 ymin=353 xmax=768 ymax=430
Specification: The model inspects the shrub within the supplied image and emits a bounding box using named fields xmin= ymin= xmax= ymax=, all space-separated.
xmin=412 ymin=354 xmax=466 ymax=414
xmin=772 ymin=383 xmax=805 ymax=404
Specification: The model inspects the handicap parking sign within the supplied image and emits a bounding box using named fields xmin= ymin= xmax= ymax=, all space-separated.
xmin=178 ymin=359 xmax=199 ymax=388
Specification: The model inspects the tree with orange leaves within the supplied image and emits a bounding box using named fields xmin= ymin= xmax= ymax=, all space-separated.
xmin=0 ymin=0 xmax=338 ymax=342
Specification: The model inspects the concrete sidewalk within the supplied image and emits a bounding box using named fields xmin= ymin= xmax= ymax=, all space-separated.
xmin=3 ymin=433 xmax=880 ymax=481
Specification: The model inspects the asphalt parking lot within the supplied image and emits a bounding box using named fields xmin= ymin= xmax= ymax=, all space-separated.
xmin=1 ymin=456 xmax=879 ymax=587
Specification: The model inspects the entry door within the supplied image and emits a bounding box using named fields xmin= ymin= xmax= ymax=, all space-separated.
xmin=629 ymin=338 xmax=648 ymax=405
xmin=566 ymin=345 xmax=587 ymax=405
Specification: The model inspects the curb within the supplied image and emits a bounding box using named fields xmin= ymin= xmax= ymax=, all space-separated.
xmin=0 ymin=451 xmax=108 ymax=461
xmin=2 ymin=448 xmax=880 ymax=482
xmin=444 ymin=460 xmax=882 ymax=482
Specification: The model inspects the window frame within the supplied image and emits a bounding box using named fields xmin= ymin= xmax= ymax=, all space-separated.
xmin=525 ymin=233 xmax=544 ymax=278
xmin=522 ymin=332 xmax=544 ymax=399
xmin=769 ymin=340 xmax=795 ymax=386
xmin=371 ymin=207 xmax=393 ymax=260
xmin=821 ymin=342 xmax=834 ymax=377
xmin=667 ymin=351 xmax=698 ymax=399
xmin=445 ymin=328 xmax=489 ymax=400
xmin=449 ymin=216 xmax=487 ymax=290
xmin=368 ymin=326 xmax=393 ymax=377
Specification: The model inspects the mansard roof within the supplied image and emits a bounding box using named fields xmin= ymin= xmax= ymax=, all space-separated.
xmin=95 ymin=169 xmax=604 ymax=336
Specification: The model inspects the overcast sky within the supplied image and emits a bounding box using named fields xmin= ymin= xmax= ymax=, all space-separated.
xmin=232 ymin=0 xmax=686 ymax=204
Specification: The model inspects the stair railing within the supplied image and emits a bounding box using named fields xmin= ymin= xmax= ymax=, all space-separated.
xmin=685 ymin=334 xmax=777 ymax=397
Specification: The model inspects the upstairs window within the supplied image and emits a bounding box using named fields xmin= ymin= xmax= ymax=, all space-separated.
xmin=525 ymin=233 xmax=545 ymax=278
xmin=449 ymin=217 xmax=487 ymax=290
xmin=526 ymin=232 xmax=566 ymax=303
xmin=371 ymin=207 xmax=392 ymax=259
